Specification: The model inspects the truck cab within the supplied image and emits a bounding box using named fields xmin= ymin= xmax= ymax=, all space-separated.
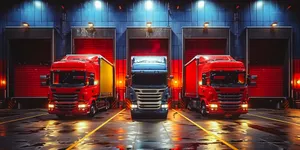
xmin=41 ymin=54 xmax=114 ymax=118
xmin=126 ymin=56 xmax=172 ymax=119
xmin=185 ymin=55 xmax=251 ymax=118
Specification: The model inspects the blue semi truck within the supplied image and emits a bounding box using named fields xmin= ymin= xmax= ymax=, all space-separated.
xmin=126 ymin=56 xmax=173 ymax=119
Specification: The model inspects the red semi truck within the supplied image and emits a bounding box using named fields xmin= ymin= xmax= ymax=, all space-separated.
xmin=184 ymin=55 xmax=250 ymax=118
xmin=40 ymin=54 xmax=114 ymax=118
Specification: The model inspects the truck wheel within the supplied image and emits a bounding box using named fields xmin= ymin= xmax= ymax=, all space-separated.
xmin=200 ymin=102 xmax=208 ymax=117
xmin=187 ymin=100 xmax=193 ymax=111
xmin=104 ymin=99 xmax=110 ymax=111
xmin=88 ymin=103 xmax=96 ymax=117
xmin=161 ymin=113 xmax=168 ymax=119
xmin=131 ymin=113 xmax=137 ymax=120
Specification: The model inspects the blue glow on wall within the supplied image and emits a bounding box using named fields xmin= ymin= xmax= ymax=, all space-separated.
xmin=1 ymin=0 xmax=299 ymax=60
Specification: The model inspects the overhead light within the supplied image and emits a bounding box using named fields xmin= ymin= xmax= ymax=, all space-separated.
xmin=34 ymin=1 xmax=42 ymax=8
xmin=204 ymin=22 xmax=209 ymax=27
xmin=198 ymin=1 xmax=205 ymax=9
xmin=94 ymin=0 xmax=102 ymax=9
xmin=146 ymin=22 xmax=152 ymax=28
xmin=145 ymin=0 xmax=153 ymax=10
xmin=271 ymin=21 xmax=277 ymax=27
xmin=88 ymin=22 xmax=94 ymax=28
xmin=22 ymin=22 xmax=29 ymax=27
xmin=256 ymin=1 xmax=263 ymax=8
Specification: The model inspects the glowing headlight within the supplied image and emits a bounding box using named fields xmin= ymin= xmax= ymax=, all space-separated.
xmin=78 ymin=104 xmax=87 ymax=108
xmin=131 ymin=104 xmax=137 ymax=109
xmin=210 ymin=104 xmax=218 ymax=108
xmin=161 ymin=104 xmax=168 ymax=108
xmin=242 ymin=104 xmax=248 ymax=108
xmin=48 ymin=104 xmax=54 ymax=109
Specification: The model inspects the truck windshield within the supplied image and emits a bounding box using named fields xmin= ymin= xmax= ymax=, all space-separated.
xmin=210 ymin=71 xmax=246 ymax=87
xmin=132 ymin=73 xmax=167 ymax=86
xmin=51 ymin=71 xmax=86 ymax=87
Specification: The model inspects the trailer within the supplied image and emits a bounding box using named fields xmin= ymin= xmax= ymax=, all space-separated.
xmin=42 ymin=54 xmax=114 ymax=118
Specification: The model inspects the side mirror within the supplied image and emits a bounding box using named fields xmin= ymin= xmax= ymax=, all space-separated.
xmin=89 ymin=73 xmax=95 ymax=85
xmin=247 ymin=74 xmax=257 ymax=86
xmin=40 ymin=75 xmax=49 ymax=86
xmin=169 ymin=75 xmax=174 ymax=80
xmin=202 ymin=73 xmax=207 ymax=85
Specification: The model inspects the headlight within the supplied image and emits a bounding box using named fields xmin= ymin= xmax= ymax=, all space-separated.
xmin=210 ymin=104 xmax=218 ymax=108
xmin=78 ymin=104 xmax=87 ymax=108
xmin=161 ymin=104 xmax=168 ymax=109
xmin=131 ymin=104 xmax=137 ymax=109
xmin=242 ymin=104 xmax=248 ymax=108
xmin=48 ymin=104 xmax=54 ymax=109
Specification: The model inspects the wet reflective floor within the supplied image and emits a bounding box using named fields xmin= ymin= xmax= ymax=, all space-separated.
xmin=0 ymin=108 xmax=300 ymax=149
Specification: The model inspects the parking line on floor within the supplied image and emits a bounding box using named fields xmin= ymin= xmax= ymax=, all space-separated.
xmin=248 ymin=113 xmax=300 ymax=127
xmin=172 ymin=109 xmax=238 ymax=150
xmin=0 ymin=113 xmax=48 ymax=125
xmin=66 ymin=109 xmax=126 ymax=150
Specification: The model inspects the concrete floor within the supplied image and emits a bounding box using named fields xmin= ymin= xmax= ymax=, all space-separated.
xmin=0 ymin=108 xmax=300 ymax=149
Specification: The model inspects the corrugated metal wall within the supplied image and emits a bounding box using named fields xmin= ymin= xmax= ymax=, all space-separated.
xmin=0 ymin=0 xmax=300 ymax=102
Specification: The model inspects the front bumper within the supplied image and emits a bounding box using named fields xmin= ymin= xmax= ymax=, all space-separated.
xmin=208 ymin=108 xmax=248 ymax=115
xmin=131 ymin=108 xmax=168 ymax=115
xmin=48 ymin=104 xmax=91 ymax=116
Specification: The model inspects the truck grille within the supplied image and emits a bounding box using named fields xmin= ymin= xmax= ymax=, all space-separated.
xmin=55 ymin=104 xmax=76 ymax=111
xmin=217 ymin=92 xmax=242 ymax=110
xmin=53 ymin=93 xmax=78 ymax=102
xmin=135 ymin=88 xmax=165 ymax=110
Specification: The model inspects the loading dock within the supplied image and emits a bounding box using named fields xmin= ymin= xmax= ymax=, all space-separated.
xmin=182 ymin=27 xmax=230 ymax=108
xmin=246 ymin=27 xmax=293 ymax=108
xmin=5 ymin=27 xmax=54 ymax=108
xmin=71 ymin=27 xmax=117 ymax=107
xmin=126 ymin=27 xmax=172 ymax=107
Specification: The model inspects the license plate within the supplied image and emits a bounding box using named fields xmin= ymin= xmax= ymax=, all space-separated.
xmin=225 ymin=114 xmax=232 ymax=117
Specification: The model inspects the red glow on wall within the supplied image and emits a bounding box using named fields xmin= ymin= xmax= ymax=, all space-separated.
xmin=185 ymin=39 xmax=226 ymax=63
xmin=129 ymin=39 xmax=168 ymax=58
xmin=14 ymin=65 xmax=50 ymax=97
xmin=293 ymin=59 xmax=300 ymax=90
xmin=116 ymin=59 xmax=126 ymax=102
xmin=249 ymin=66 xmax=283 ymax=97
xmin=74 ymin=39 xmax=114 ymax=64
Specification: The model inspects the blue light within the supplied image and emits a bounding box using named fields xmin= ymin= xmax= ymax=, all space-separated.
xmin=256 ymin=1 xmax=264 ymax=8
xmin=145 ymin=0 xmax=153 ymax=10
xmin=34 ymin=1 xmax=42 ymax=8
xmin=198 ymin=1 xmax=205 ymax=9
xmin=94 ymin=0 xmax=102 ymax=9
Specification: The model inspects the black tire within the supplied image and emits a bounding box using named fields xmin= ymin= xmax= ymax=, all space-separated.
xmin=88 ymin=103 xmax=96 ymax=117
xmin=104 ymin=99 xmax=110 ymax=111
xmin=131 ymin=113 xmax=137 ymax=120
xmin=56 ymin=114 xmax=65 ymax=119
xmin=200 ymin=102 xmax=208 ymax=117
xmin=161 ymin=113 xmax=168 ymax=119
xmin=187 ymin=100 xmax=193 ymax=111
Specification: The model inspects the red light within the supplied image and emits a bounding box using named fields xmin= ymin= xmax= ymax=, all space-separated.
xmin=176 ymin=5 xmax=180 ymax=9
xmin=287 ymin=5 xmax=291 ymax=10
xmin=119 ymin=80 xmax=123 ymax=84
xmin=61 ymin=5 xmax=65 ymax=9
xmin=1 ymin=80 xmax=6 ymax=86
xmin=118 ymin=5 xmax=122 ymax=10
xmin=297 ymin=80 xmax=300 ymax=85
